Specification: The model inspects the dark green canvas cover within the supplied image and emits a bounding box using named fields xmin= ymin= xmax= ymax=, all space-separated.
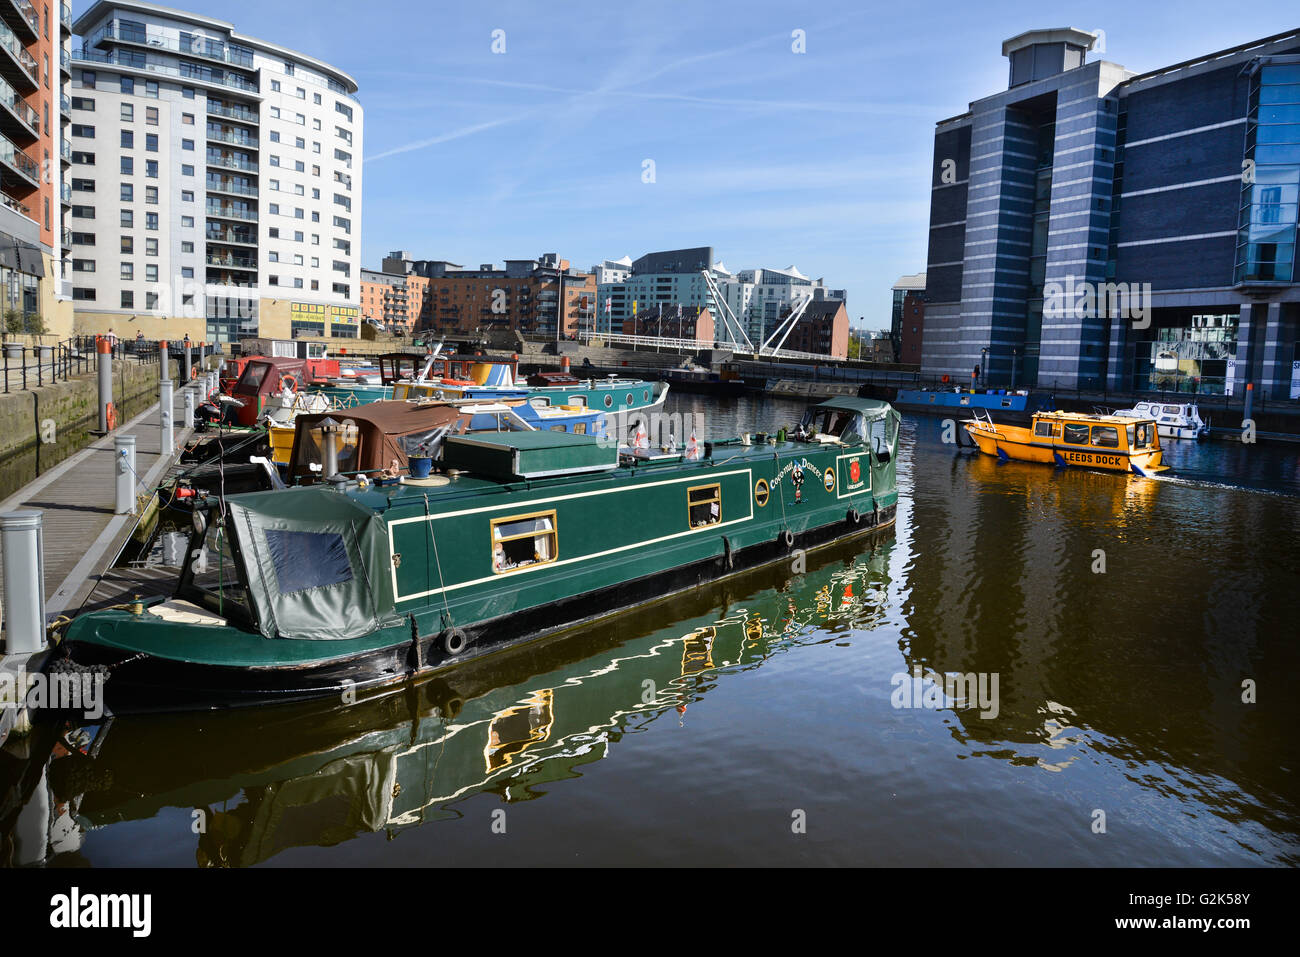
xmin=225 ymin=486 xmax=396 ymax=640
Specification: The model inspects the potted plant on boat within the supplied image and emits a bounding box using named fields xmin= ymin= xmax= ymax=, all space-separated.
xmin=407 ymin=439 xmax=435 ymax=479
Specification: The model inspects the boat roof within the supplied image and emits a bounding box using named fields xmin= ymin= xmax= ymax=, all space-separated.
xmin=812 ymin=396 xmax=895 ymax=419
xmin=1036 ymin=410 xmax=1154 ymax=424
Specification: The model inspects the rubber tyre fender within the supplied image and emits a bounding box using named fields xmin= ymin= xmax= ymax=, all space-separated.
xmin=441 ymin=627 xmax=469 ymax=657
xmin=847 ymin=508 xmax=862 ymax=525
xmin=781 ymin=529 xmax=795 ymax=549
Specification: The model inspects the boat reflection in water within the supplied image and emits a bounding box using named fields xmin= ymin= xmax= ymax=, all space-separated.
xmin=1 ymin=528 xmax=893 ymax=867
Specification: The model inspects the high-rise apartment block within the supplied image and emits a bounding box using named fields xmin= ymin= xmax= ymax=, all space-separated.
xmin=67 ymin=2 xmax=362 ymax=343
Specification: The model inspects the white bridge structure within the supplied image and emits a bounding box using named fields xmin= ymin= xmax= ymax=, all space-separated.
xmin=581 ymin=270 xmax=835 ymax=362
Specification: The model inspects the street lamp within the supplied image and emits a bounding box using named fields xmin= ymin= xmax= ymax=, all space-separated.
xmin=980 ymin=347 xmax=987 ymax=387
xmin=1011 ymin=348 xmax=1018 ymax=388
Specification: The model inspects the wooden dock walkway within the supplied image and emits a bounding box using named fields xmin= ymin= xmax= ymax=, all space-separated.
xmin=0 ymin=380 xmax=200 ymax=624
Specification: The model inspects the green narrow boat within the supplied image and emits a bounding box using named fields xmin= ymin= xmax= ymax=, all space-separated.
xmin=53 ymin=397 xmax=901 ymax=712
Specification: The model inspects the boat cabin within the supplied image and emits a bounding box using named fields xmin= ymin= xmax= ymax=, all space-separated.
xmin=228 ymin=356 xmax=311 ymax=427
xmin=1029 ymin=411 xmax=1159 ymax=455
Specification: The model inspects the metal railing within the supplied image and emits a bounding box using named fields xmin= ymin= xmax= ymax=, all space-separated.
xmin=205 ymin=201 xmax=257 ymax=221
xmin=0 ymin=19 xmax=39 ymax=84
xmin=0 ymin=73 xmax=38 ymax=130
xmin=205 ymin=225 xmax=257 ymax=244
xmin=205 ymin=178 xmax=257 ymax=197
xmin=8 ymin=0 xmax=38 ymax=36
xmin=205 ymin=152 xmax=257 ymax=173
xmin=205 ymin=254 xmax=256 ymax=269
xmin=1 ymin=337 xmax=94 ymax=393
xmin=86 ymin=21 xmax=255 ymax=69
xmin=206 ymin=128 xmax=257 ymax=148
xmin=72 ymin=48 xmax=258 ymax=92
xmin=0 ymin=129 xmax=38 ymax=181
xmin=206 ymin=102 xmax=258 ymax=123
xmin=60 ymin=2 xmax=71 ymax=30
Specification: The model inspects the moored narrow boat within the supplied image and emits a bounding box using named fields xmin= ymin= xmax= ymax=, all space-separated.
xmin=50 ymin=397 xmax=901 ymax=713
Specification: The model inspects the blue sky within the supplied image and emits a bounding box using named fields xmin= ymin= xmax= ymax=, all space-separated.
xmin=85 ymin=1 xmax=1299 ymax=329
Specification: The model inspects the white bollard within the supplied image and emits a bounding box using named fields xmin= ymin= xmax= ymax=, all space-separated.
xmin=0 ymin=511 xmax=46 ymax=654
xmin=160 ymin=379 xmax=174 ymax=455
xmin=115 ymin=434 xmax=137 ymax=515
xmin=184 ymin=389 xmax=195 ymax=429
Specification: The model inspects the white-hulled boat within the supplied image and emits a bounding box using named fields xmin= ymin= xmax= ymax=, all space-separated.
xmin=1115 ymin=400 xmax=1209 ymax=440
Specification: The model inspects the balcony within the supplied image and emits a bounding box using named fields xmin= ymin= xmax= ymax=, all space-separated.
xmin=59 ymin=92 xmax=70 ymax=118
xmin=205 ymin=178 xmax=257 ymax=198
xmin=61 ymin=225 xmax=71 ymax=247
xmin=206 ymin=254 xmax=257 ymax=270
xmin=88 ymin=21 xmax=256 ymax=69
xmin=206 ymin=151 xmax=257 ymax=174
xmin=0 ymin=19 xmax=39 ymax=91
xmin=0 ymin=73 xmax=37 ymax=142
xmin=3 ymin=0 xmax=39 ymax=42
xmin=205 ymin=225 xmax=257 ymax=246
xmin=206 ymin=273 xmax=259 ymax=288
xmin=205 ymin=201 xmax=257 ymax=222
xmin=60 ymin=182 xmax=70 ymax=203
xmin=59 ymin=48 xmax=69 ymax=75
xmin=72 ymin=48 xmax=258 ymax=93
xmin=60 ymin=138 xmax=70 ymax=162
xmin=207 ymin=102 xmax=258 ymax=124
xmin=0 ymin=191 xmax=28 ymax=217
xmin=206 ymin=127 xmax=257 ymax=148
xmin=60 ymin=3 xmax=70 ymax=33
xmin=0 ymin=129 xmax=38 ymax=184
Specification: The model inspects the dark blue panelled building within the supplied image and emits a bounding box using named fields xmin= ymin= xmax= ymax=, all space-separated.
xmin=924 ymin=27 xmax=1300 ymax=399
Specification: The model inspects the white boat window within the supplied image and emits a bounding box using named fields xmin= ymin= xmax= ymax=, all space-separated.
xmin=689 ymin=484 xmax=721 ymax=528
xmin=1034 ymin=421 xmax=1053 ymax=437
xmin=567 ymin=396 xmax=587 ymax=407
xmin=1126 ymin=425 xmax=1136 ymax=448
xmin=492 ymin=512 xmax=557 ymax=573
xmin=1162 ymin=405 xmax=1181 ymax=414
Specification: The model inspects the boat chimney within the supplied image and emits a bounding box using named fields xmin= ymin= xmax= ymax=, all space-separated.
xmin=318 ymin=417 xmax=341 ymax=479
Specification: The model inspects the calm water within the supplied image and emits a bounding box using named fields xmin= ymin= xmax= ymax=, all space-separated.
xmin=2 ymin=393 xmax=1297 ymax=866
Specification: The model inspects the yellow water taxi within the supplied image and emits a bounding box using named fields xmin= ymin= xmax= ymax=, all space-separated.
xmin=964 ymin=410 xmax=1169 ymax=476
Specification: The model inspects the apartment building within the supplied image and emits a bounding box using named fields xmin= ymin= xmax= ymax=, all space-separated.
xmin=67 ymin=1 xmax=362 ymax=343
xmin=360 ymin=267 xmax=412 ymax=331
xmin=380 ymin=251 xmax=594 ymax=337
xmin=0 ymin=0 xmax=73 ymax=336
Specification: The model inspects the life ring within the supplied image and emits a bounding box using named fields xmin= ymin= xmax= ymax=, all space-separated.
xmin=105 ymin=402 xmax=118 ymax=431
xmin=441 ymin=626 xmax=468 ymax=656
xmin=781 ymin=529 xmax=795 ymax=549
xmin=848 ymin=508 xmax=862 ymax=525
xmin=279 ymin=374 xmax=298 ymax=393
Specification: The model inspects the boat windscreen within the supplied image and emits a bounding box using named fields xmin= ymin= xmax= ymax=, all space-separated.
xmin=178 ymin=518 xmax=254 ymax=626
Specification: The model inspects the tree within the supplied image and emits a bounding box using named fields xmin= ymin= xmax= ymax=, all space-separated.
xmin=22 ymin=312 xmax=45 ymax=336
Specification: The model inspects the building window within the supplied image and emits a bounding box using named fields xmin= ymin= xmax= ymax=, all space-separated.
xmin=71 ymin=124 xmax=94 ymax=137
xmin=121 ymin=236 xmax=133 ymax=253
xmin=80 ymin=70 xmax=96 ymax=89
xmin=269 ymin=131 xmax=280 ymax=143
xmin=72 ymin=150 xmax=95 ymax=164
xmin=146 ymin=160 xmax=158 ymax=178
xmin=146 ymin=238 xmax=158 ymax=256
xmin=183 ymin=87 xmax=195 ymax=99
xmin=269 ymin=203 xmax=280 ymax=215
xmin=145 ymin=133 xmax=158 ymax=152
xmin=73 ymin=288 xmax=96 ymax=300
xmin=72 ymin=259 xmax=95 ymax=272
xmin=145 ymin=81 xmax=158 ymax=99
xmin=181 ymin=215 xmax=194 ymax=227
xmin=145 ymin=213 xmax=158 ymax=230
xmin=146 ymin=292 xmax=158 ymax=309
xmin=270 ymin=80 xmax=280 ymax=92
xmin=145 ymin=186 xmax=158 ymax=204
xmin=71 ymin=232 xmax=95 ymax=245
xmin=181 ymin=164 xmax=194 ymax=176
xmin=121 ymin=262 xmax=133 ymax=279
xmin=121 ymin=77 xmax=134 ymax=95
xmin=181 ymin=139 xmax=194 ymax=151
xmin=71 ymin=178 xmax=94 ymax=192
xmin=181 ymin=242 xmax=194 ymax=253
xmin=120 ymin=210 xmax=132 ymax=227
xmin=120 ymin=103 xmax=132 ymax=121
xmin=182 ymin=267 xmax=194 ymax=278
xmin=181 ymin=190 xmax=193 ymax=201
xmin=72 ymin=96 xmax=94 ymax=111
xmin=120 ymin=184 xmax=132 ymax=201
xmin=71 ymin=205 xmax=94 ymax=219
xmin=146 ymin=107 xmax=158 ymax=125
xmin=146 ymin=265 xmax=159 ymax=282
xmin=182 ymin=113 xmax=194 ymax=125
xmin=121 ymin=291 xmax=133 ymax=308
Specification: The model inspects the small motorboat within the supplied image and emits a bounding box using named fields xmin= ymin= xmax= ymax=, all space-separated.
xmin=964 ymin=409 xmax=1169 ymax=476
xmin=1113 ymin=400 xmax=1209 ymax=440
